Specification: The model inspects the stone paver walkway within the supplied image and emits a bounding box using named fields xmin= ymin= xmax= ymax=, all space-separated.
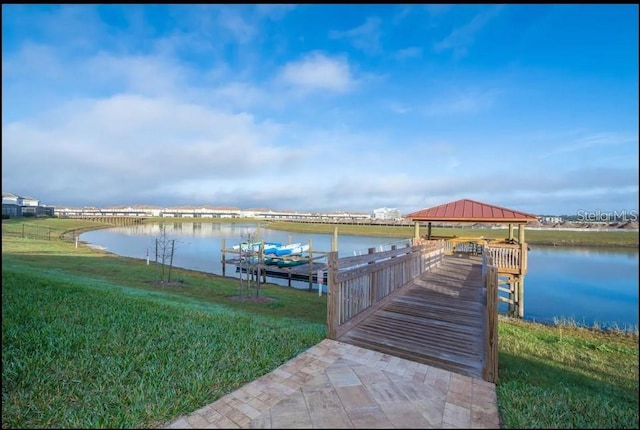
xmin=162 ymin=339 xmax=500 ymax=429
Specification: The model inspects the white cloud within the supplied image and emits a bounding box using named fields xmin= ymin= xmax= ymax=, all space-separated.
xmin=433 ymin=5 xmax=504 ymax=58
xmin=278 ymin=52 xmax=357 ymax=94
xmin=210 ymin=82 xmax=268 ymax=109
xmin=1 ymin=94 xmax=301 ymax=205
xmin=388 ymin=102 xmax=412 ymax=114
xmin=2 ymin=42 xmax=67 ymax=81
xmin=218 ymin=8 xmax=257 ymax=44
xmin=424 ymin=4 xmax=454 ymax=17
xmin=255 ymin=4 xmax=296 ymax=20
xmin=329 ymin=17 xmax=382 ymax=55
xmin=423 ymin=87 xmax=502 ymax=116
xmin=86 ymin=53 xmax=190 ymax=97
xmin=536 ymin=132 xmax=639 ymax=159
xmin=393 ymin=47 xmax=423 ymax=60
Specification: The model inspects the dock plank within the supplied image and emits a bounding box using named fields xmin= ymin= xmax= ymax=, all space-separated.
xmin=337 ymin=254 xmax=486 ymax=379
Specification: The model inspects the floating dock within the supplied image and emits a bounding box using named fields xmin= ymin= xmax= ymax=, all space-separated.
xmin=221 ymin=238 xmax=330 ymax=290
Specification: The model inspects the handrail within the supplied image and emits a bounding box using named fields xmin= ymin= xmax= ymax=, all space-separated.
xmin=326 ymin=240 xmax=445 ymax=339
xmin=482 ymin=247 xmax=499 ymax=383
xmin=447 ymin=238 xmax=526 ymax=275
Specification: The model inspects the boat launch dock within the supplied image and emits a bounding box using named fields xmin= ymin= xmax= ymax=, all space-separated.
xmin=221 ymin=238 xmax=330 ymax=290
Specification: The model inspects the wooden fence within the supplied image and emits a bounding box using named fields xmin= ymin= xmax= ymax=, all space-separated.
xmin=482 ymin=247 xmax=499 ymax=383
xmin=326 ymin=240 xmax=445 ymax=339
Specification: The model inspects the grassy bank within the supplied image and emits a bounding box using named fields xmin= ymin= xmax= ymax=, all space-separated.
xmin=497 ymin=318 xmax=638 ymax=428
xmin=2 ymin=218 xmax=638 ymax=428
xmin=264 ymin=220 xmax=640 ymax=248
xmin=2 ymin=225 xmax=327 ymax=428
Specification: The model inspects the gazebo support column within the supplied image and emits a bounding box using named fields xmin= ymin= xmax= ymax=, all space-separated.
xmin=518 ymin=277 xmax=525 ymax=318
xmin=518 ymin=224 xmax=525 ymax=244
xmin=508 ymin=223 xmax=514 ymax=240
xmin=427 ymin=222 xmax=432 ymax=239
xmin=517 ymin=224 xmax=526 ymax=318
xmin=414 ymin=222 xmax=420 ymax=240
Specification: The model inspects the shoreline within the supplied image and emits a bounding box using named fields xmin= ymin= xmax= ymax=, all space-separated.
xmin=3 ymin=216 xmax=638 ymax=249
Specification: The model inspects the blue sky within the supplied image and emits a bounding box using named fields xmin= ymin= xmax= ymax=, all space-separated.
xmin=2 ymin=4 xmax=638 ymax=215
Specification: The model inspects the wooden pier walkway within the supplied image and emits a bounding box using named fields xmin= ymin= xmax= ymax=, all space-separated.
xmin=337 ymin=254 xmax=486 ymax=379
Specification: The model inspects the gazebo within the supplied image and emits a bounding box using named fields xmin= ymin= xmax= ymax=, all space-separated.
xmin=404 ymin=198 xmax=539 ymax=318
xmin=405 ymin=198 xmax=539 ymax=243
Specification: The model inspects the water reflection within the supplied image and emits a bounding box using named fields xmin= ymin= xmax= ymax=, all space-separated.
xmin=524 ymin=244 xmax=638 ymax=329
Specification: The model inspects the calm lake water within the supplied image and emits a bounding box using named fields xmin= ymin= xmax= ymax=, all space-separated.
xmin=80 ymin=222 xmax=639 ymax=330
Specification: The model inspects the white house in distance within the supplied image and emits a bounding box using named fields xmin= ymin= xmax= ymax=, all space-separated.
xmin=2 ymin=192 xmax=55 ymax=217
xmin=372 ymin=207 xmax=402 ymax=220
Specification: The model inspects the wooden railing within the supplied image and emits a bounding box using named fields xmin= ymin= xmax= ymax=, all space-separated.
xmin=442 ymin=237 xmax=483 ymax=254
xmin=482 ymin=249 xmax=499 ymax=383
xmin=326 ymin=240 xmax=445 ymax=339
xmin=444 ymin=238 xmax=527 ymax=275
xmin=484 ymin=243 xmax=526 ymax=274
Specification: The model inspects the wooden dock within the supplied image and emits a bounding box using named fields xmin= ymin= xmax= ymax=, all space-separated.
xmin=232 ymin=260 xmax=329 ymax=286
xmin=336 ymin=254 xmax=487 ymax=379
xmin=221 ymin=238 xmax=331 ymax=289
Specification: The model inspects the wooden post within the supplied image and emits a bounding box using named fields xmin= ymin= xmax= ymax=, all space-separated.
xmin=508 ymin=223 xmax=513 ymax=241
xmin=414 ymin=221 xmax=419 ymax=239
xmin=221 ymin=239 xmax=226 ymax=277
xmin=427 ymin=222 xmax=432 ymax=240
xmin=326 ymin=251 xmax=339 ymax=339
xmin=332 ymin=226 xmax=338 ymax=252
xmin=308 ymin=239 xmax=313 ymax=291
xmin=368 ymin=247 xmax=377 ymax=303
xmin=483 ymin=265 xmax=499 ymax=383
xmin=518 ymin=276 xmax=525 ymax=318
xmin=168 ymin=239 xmax=175 ymax=282
xmin=155 ymin=238 xmax=159 ymax=282
xmin=518 ymin=224 xmax=525 ymax=244
xmin=257 ymin=242 xmax=263 ymax=295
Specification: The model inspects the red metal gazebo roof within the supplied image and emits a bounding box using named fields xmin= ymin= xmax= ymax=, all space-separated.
xmin=404 ymin=199 xmax=539 ymax=224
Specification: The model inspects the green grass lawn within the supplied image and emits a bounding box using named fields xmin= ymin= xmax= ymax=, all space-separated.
xmin=2 ymin=218 xmax=638 ymax=428
xmin=496 ymin=318 xmax=638 ymax=428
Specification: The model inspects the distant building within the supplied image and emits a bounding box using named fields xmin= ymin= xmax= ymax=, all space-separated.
xmin=2 ymin=192 xmax=55 ymax=217
xmin=539 ymin=215 xmax=563 ymax=224
xmin=373 ymin=207 xmax=402 ymax=220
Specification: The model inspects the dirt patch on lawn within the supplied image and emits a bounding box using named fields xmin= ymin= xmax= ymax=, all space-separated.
xmin=229 ymin=295 xmax=277 ymax=304
xmin=144 ymin=280 xmax=187 ymax=287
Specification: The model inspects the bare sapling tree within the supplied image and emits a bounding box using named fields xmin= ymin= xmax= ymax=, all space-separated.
xmin=238 ymin=230 xmax=264 ymax=298
xmin=154 ymin=224 xmax=180 ymax=283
